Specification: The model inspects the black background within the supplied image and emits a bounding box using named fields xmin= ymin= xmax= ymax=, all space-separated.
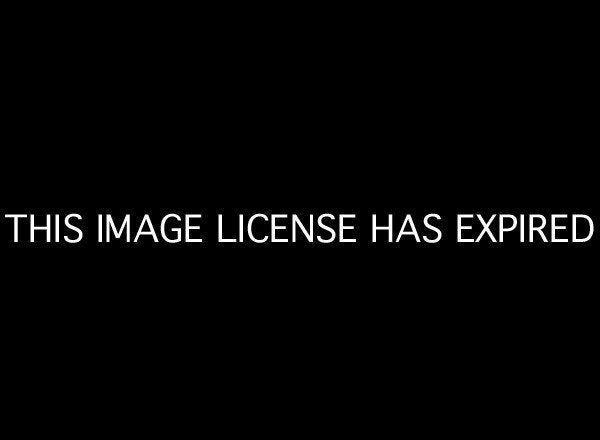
xmin=1 ymin=6 xmax=597 ymax=434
